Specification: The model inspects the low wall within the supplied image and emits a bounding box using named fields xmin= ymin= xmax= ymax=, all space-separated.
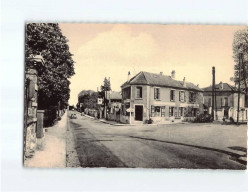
xmin=151 ymin=116 xmax=183 ymax=124
xmin=182 ymin=117 xmax=195 ymax=122
xmin=120 ymin=114 xmax=130 ymax=124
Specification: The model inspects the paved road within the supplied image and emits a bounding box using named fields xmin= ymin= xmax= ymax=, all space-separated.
xmin=67 ymin=111 xmax=246 ymax=169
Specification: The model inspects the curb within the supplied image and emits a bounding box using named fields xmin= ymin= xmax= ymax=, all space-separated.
xmin=82 ymin=114 xmax=187 ymax=126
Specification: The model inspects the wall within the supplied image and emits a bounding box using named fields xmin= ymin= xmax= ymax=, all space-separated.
xmin=120 ymin=114 xmax=130 ymax=124
xmin=203 ymin=92 xmax=245 ymax=109
xmin=233 ymin=93 xmax=245 ymax=108
xmin=149 ymin=86 xmax=203 ymax=122
xmin=132 ymin=85 xmax=148 ymax=118
xmin=125 ymin=84 xmax=203 ymax=123
xmin=24 ymin=69 xmax=38 ymax=157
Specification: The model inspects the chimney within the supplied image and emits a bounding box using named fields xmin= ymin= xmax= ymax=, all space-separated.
xmin=171 ymin=70 xmax=175 ymax=79
xmin=220 ymin=81 xmax=223 ymax=89
xmin=183 ymin=77 xmax=186 ymax=87
xmin=160 ymin=72 xmax=163 ymax=75
xmin=127 ymin=71 xmax=131 ymax=81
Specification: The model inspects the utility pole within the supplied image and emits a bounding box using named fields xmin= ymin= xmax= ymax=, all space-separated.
xmin=237 ymin=53 xmax=242 ymax=124
xmin=104 ymin=90 xmax=107 ymax=119
xmin=215 ymin=85 xmax=218 ymax=120
xmin=212 ymin=67 xmax=215 ymax=119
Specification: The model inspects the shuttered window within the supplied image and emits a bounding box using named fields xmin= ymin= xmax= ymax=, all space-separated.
xmin=169 ymin=107 xmax=174 ymax=117
xmin=170 ymin=90 xmax=175 ymax=101
xmin=151 ymin=105 xmax=155 ymax=117
xmin=178 ymin=107 xmax=184 ymax=117
xmin=189 ymin=92 xmax=196 ymax=102
xmin=154 ymin=88 xmax=160 ymax=100
xmin=136 ymin=87 xmax=142 ymax=98
xmin=224 ymin=97 xmax=228 ymax=106
xmin=161 ymin=106 xmax=165 ymax=117
xmin=179 ymin=91 xmax=185 ymax=102
xmin=208 ymin=98 xmax=211 ymax=107
xmin=154 ymin=106 xmax=161 ymax=117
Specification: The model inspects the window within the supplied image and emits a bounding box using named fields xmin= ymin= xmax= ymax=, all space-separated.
xmin=224 ymin=97 xmax=228 ymax=106
xmin=208 ymin=98 xmax=211 ymax=107
xmin=179 ymin=91 xmax=185 ymax=102
xmin=174 ymin=107 xmax=178 ymax=117
xmin=181 ymin=107 xmax=184 ymax=117
xmin=189 ymin=92 xmax=195 ymax=103
xmin=154 ymin=106 xmax=161 ymax=117
xmin=161 ymin=106 xmax=165 ymax=117
xmin=169 ymin=107 xmax=174 ymax=117
xmin=154 ymin=88 xmax=160 ymax=100
xmin=170 ymin=90 xmax=175 ymax=101
xmin=122 ymin=87 xmax=131 ymax=100
xmin=151 ymin=105 xmax=155 ymax=117
xmin=136 ymin=87 xmax=142 ymax=99
xmin=221 ymin=98 xmax=223 ymax=107
xmin=193 ymin=108 xmax=197 ymax=117
xmin=178 ymin=107 xmax=184 ymax=117
xmin=151 ymin=106 xmax=162 ymax=117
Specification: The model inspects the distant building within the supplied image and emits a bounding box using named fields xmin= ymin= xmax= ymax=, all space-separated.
xmin=106 ymin=91 xmax=122 ymax=112
xmin=106 ymin=91 xmax=122 ymax=121
xmin=120 ymin=71 xmax=203 ymax=124
xmin=202 ymin=82 xmax=247 ymax=121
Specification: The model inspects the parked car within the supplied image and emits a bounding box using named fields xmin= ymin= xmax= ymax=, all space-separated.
xmin=70 ymin=114 xmax=77 ymax=119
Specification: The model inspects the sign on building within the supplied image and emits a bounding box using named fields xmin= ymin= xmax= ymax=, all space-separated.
xmin=97 ymin=98 xmax=103 ymax=105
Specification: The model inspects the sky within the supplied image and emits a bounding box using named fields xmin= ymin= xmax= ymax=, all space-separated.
xmin=59 ymin=24 xmax=246 ymax=106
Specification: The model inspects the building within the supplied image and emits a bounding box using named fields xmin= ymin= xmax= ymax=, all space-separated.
xmin=202 ymin=82 xmax=247 ymax=121
xmin=120 ymin=71 xmax=203 ymax=124
xmin=106 ymin=91 xmax=122 ymax=121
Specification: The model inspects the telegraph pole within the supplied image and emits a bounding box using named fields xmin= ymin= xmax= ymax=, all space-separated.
xmin=212 ymin=67 xmax=215 ymax=119
xmin=104 ymin=90 xmax=107 ymax=119
xmin=237 ymin=53 xmax=242 ymax=124
xmin=215 ymin=85 xmax=218 ymax=120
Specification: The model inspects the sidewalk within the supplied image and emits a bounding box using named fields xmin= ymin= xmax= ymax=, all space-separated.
xmin=24 ymin=111 xmax=67 ymax=168
xmin=83 ymin=113 xmax=161 ymax=126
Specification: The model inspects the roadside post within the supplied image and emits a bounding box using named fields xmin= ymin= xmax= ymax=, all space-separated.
xmin=126 ymin=107 xmax=134 ymax=124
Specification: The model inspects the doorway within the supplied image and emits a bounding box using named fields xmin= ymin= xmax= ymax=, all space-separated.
xmin=135 ymin=105 xmax=143 ymax=121
xmin=224 ymin=108 xmax=229 ymax=118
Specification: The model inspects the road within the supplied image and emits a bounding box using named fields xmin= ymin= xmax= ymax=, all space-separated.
xmin=67 ymin=111 xmax=247 ymax=169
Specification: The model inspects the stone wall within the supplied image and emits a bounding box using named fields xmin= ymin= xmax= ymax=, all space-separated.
xmin=24 ymin=69 xmax=38 ymax=157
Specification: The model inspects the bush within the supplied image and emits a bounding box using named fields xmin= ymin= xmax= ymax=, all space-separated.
xmin=44 ymin=106 xmax=58 ymax=127
xmin=194 ymin=113 xmax=213 ymax=123
xmin=145 ymin=118 xmax=153 ymax=124
xmin=229 ymin=117 xmax=235 ymax=123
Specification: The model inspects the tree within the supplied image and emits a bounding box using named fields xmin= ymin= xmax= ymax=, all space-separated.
xmin=100 ymin=77 xmax=111 ymax=118
xmin=78 ymin=90 xmax=98 ymax=110
xmin=25 ymin=23 xmax=75 ymax=110
xmin=100 ymin=77 xmax=111 ymax=92
xmin=231 ymin=27 xmax=248 ymax=106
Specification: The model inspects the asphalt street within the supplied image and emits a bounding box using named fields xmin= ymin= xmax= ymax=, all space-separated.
xmin=67 ymin=111 xmax=247 ymax=169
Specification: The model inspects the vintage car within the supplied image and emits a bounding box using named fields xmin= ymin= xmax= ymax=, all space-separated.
xmin=70 ymin=113 xmax=77 ymax=119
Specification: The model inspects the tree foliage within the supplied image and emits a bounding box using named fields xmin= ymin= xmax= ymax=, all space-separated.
xmin=100 ymin=77 xmax=111 ymax=92
xmin=25 ymin=23 xmax=75 ymax=109
xmin=232 ymin=27 xmax=248 ymax=106
xmin=78 ymin=90 xmax=99 ymax=110
xmin=232 ymin=27 xmax=248 ymax=90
